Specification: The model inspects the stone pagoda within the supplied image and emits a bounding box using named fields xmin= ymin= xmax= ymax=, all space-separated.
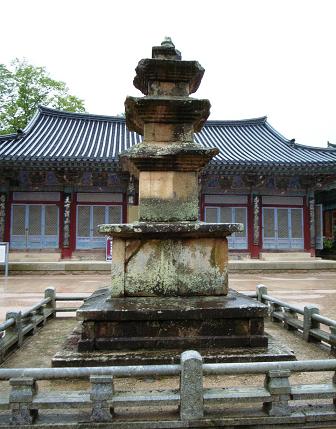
xmin=54 ymin=39 xmax=280 ymax=366
xmin=103 ymin=37 xmax=239 ymax=298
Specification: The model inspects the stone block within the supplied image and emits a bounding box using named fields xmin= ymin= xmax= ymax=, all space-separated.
xmin=124 ymin=237 xmax=228 ymax=296
xmin=139 ymin=171 xmax=198 ymax=221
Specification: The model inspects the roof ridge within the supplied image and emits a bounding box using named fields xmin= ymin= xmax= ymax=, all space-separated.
xmin=205 ymin=116 xmax=267 ymax=126
xmin=39 ymin=106 xmax=125 ymax=122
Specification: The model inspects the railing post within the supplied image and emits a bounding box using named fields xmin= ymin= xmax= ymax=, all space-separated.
xmin=330 ymin=326 xmax=336 ymax=356
xmin=44 ymin=287 xmax=56 ymax=318
xmin=9 ymin=377 xmax=38 ymax=425
xmin=6 ymin=311 xmax=23 ymax=347
xmin=284 ymin=308 xmax=298 ymax=331
xmin=180 ymin=350 xmax=203 ymax=420
xmin=303 ymin=305 xmax=320 ymax=342
xmin=90 ymin=375 xmax=114 ymax=422
xmin=0 ymin=332 xmax=4 ymax=364
xmin=263 ymin=370 xmax=291 ymax=416
xmin=256 ymin=284 xmax=267 ymax=303
xmin=30 ymin=310 xmax=38 ymax=334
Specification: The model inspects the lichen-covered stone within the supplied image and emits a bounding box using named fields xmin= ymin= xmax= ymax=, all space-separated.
xmin=123 ymin=238 xmax=228 ymax=296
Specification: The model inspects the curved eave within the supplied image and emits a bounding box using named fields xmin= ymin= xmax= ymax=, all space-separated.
xmin=206 ymin=159 xmax=336 ymax=175
xmin=0 ymin=158 xmax=121 ymax=171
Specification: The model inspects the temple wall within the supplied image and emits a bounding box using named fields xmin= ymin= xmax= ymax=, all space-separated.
xmin=0 ymin=168 xmax=322 ymax=259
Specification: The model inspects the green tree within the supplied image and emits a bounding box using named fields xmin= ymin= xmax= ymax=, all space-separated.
xmin=0 ymin=59 xmax=85 ymax=134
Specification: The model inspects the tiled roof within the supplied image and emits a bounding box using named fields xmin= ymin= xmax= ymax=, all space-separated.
xmin=1 ymin=106 xmax=336 ymax=173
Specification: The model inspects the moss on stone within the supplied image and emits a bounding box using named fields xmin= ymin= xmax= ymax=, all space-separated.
xmin=139 ymin=198 xmax=198 ymax=222
xmin=124 ymin=239 xmax=228 ymax=297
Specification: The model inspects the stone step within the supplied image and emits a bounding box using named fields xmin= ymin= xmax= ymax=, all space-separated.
xmin=71 ymin=250 xmax=106 ymax=261
xmin=8 ymin=252 xmax=61 ymax=262
xmin=260 ymin=252 xmax=319 ymax=261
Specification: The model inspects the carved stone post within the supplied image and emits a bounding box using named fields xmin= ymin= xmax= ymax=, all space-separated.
xmin=9 ymin=378 xmax=38 ymax=425
xmin=263 ymin=370 xmax=291 ymax=416
xmin=44 ymin=287 xmax=56 ymax=318
xmin=180 ymin=350 xmax=204 ymax=420
xmin=90 ymin=375 xmax=114 ymax=422
xmin=303 ymin=305 xmax=320 ymax=342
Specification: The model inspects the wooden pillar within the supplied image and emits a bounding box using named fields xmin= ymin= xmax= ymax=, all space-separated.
xmin=3 ymin=192 xmax=11 ymax=243
xmin=250 ymin=194 xmax=261 ymax=259
xmin=303 ymin=196 xmax=311 ymax=252
xmin=199 ymin=193 xmax=205 ymax=221
xmin=0 ymin=193 xmax=7 ymax=242
xmin=61 ymin=192 xmax=76 ymax=259
xmin=122 ymin=192 xmax=128 ymax=223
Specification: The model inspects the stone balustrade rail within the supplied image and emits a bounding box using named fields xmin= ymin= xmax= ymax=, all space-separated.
xmin=256 ymin=284 xmax=336 ymax=354
xmin=0 ymin=352 xmax=333 ymax=426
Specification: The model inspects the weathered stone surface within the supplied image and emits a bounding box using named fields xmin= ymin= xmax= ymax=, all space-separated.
xmin=125 ymin=96 xmax=210 ymax=135
xmin=124 ymin=238 xmax=228 ymax=296
xmin=108 ymin=236 xmax=230 ymax=297
xmin=75 ymin=289 xmax=269 ymax=352
xmin=52 ymin=324 xmax=295 ymax=367
xmin=138 ymin=171 xmax=198 ymax=221
xmin=134 ymin=59 xmax=205 ymax=96
xmin=99 ymin=221 xmax=243 ymax=239
xmin=180 ymin=350 xmax=204 ymax=420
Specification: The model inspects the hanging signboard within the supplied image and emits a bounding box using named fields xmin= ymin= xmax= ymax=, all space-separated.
xmin=106 ymin=237 xmax=113 ymax=261
xmin=0 ymin=242 xmax=9 ymax=277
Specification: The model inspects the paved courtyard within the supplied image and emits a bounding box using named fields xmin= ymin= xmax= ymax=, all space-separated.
xmin=0 ymin=271 xmax=335 ymax=321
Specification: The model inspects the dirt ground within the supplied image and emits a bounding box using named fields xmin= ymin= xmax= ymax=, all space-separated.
xmin=0 ymin=271 xmax=335 ymax=397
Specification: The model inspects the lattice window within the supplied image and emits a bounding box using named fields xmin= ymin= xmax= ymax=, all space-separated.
xmin=235 ymin=208 xmax=247 ymax=237
xmin=12 ymin=205 xmax=26 ymax=235
xmin=220 ymin=207 xmax=232 ymax=223
xmin=291 ymin=208 xmax=303 ymax=239
xmin=263 ymin=208 xmax=275 ymax=238
xmin=278 ymin=208 xmax=289 ymax=239
xmin=205 ymin=207 xmax=218 ymax=223
xmin=108 ymin=206 xmax=122 ymax=223
xmin=45 ymin=205 xmax=58 ymax=236
xmin=92 ymin=206 xmax=106 ymax=237
xmin=77 ymin=206 xmax=90 ymax=237
xmin=28 ymin=205 xmax=42 ymax=235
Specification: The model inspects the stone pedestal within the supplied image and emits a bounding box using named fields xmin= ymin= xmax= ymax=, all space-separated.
xmin=77 ymin=289 xmax=268 ymax=352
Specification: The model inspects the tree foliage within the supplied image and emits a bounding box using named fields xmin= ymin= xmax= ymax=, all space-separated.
xmin=0 ymin=59 xmax=85 ymax=135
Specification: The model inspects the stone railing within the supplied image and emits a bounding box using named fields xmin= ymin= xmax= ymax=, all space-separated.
xmin=0 ymin=352 xmax=334 ymax=426
xmin=256 ymin=284 xmax=336 ymax=354
xmin=0 ymin=289 xmax=87 ymax=363
xmin=1 ymin=286 xmax=336 ymax=363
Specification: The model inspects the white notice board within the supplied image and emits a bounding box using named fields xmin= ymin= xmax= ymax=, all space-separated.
xmin=0 ymin=243 xmax=9 ymax=276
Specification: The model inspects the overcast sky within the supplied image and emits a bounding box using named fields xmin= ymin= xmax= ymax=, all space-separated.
xmin=1 ymin=0 xmax=335 ymax=147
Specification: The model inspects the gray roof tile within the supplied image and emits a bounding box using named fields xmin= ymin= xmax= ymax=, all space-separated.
xmin=1 ymin=106 xmax=336 ymax=173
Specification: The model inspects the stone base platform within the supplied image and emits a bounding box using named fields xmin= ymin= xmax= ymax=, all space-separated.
xmin=75 ymin=288 xmax=268 ymax=352
xmin=52 ymin=288 xmax=295 ymax=366
xmin=52 ymin=327 xmax=295 ymax=367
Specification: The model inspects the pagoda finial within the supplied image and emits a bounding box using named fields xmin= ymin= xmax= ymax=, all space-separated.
xmin=152 ymin=38 xmax=181 ymax=60
xmin=161 ymin=37 xmax=175 ymax=48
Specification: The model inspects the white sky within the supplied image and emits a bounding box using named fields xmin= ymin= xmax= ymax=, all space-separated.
xmin=1 ymin=0 xmax=335 ymax=147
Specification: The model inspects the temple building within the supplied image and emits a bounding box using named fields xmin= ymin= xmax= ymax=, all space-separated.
xmin=1 ymin=105 xmax=336 ymax=259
